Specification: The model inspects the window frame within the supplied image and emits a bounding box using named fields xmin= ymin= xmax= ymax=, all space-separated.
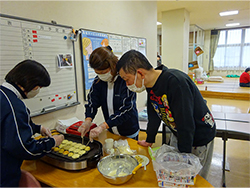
xmin=214 ymin=27 xmax=250 ymax=69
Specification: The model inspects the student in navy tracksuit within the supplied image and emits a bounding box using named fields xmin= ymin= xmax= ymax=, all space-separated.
xmin=0 ymin=60 xmax=64 ymax=187
xmin=78 ymin=46 xmax=139 ymax=141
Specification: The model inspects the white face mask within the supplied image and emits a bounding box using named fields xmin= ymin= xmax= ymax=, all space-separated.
xmin=127 ymin=73 xmax=146 ymax=93
xmin=26 ymin=87 xmax=40 ymax=98
xmin=97 ymin=71 xmax=113 ymax=82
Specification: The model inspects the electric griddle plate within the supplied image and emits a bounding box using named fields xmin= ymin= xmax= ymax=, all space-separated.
xmin=41 ymin=134 xmax=103 ymax=170
xmin=50 ymin=138 xmax=93 ymax=161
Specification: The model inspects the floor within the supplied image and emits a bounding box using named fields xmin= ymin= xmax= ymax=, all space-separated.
xmin=205 ymin=98 xmax=250 ymax=188
xmin=139 ymin=97 xmax=250 ymax=188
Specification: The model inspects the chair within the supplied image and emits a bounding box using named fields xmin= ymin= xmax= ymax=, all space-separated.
xmin=19 ymin=170 xmax=41 ymax=187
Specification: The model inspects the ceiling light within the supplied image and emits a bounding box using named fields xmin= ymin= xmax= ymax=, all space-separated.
xmin=219 ymin=10 xmax=239 ymax=16
xmin=226 ymin=23 xmax=240 ymax=27
xmin=157 ymin=22 xmax=162 ymax=25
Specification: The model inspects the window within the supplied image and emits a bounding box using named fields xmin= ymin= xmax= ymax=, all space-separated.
xmin=213 ymin=28 xmax=250 ymax=70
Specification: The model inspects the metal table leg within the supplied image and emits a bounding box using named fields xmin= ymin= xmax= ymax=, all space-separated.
xmin=222 ymin=131 xmax=228 ymax=187
xmin=162 ymin=123 xmax=167 ymax=145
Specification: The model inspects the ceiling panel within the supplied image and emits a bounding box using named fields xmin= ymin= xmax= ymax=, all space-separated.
xmin=157 ymin=1 xmax=250 ymax=30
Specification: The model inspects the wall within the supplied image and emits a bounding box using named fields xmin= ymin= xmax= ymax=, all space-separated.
xmin=157 ymin=27 xmax=162 ymax=55
xmin=161 ymin=8 xmax=189 ymax=73
xmin=0 ymin=1 xmax=157 ymax=128
xmin=203 ymin=30 xmax=211 ymax=73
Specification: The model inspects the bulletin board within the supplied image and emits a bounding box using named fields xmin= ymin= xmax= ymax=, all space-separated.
xmin=80 ymin=28 xmax=147 ymax=99
xmin=0 ymin=14 xmax=80 ymax=117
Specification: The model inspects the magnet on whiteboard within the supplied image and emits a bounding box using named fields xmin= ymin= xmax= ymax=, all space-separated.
xmin=64 ymin=36 xmax=67 ymax=40
xmin=67 ymin=94 xmax=72 ymax=100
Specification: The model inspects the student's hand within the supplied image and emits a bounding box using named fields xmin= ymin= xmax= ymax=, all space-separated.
xmin=89 ymin=123 xmax=107 ymax=142
xmin=40 ymin=126 xmax=52 ymax=137
xmin=53 ymin=134 xmax=64 ymax=146
xmin=137 ymin=140 xmax=153 ymax=147
xmin=78 ymin=119 xmax=92 ymax=138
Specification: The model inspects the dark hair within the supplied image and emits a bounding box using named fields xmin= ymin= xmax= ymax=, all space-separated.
xmin=245 ymin=67 xmax=250 ymax=72
xmin=117 ymin=50 xmax=153 ymax=75
xmin=89 ymin=46 xmax=118 ymax=81
xmin=5 ymin=59 xmax=50 ymax=92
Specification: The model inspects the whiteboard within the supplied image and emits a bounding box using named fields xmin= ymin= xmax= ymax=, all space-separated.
xmin=0 ymin=14 xmax=79 ymax=117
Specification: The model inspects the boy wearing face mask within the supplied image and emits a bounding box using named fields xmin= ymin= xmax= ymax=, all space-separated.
xmin=117 ymin=50 xmax=216 ymax=180
xmin=0 ymin=60 xmax=64 ymax=187
xmin=78 ymin=46 xmax=139 ymax=141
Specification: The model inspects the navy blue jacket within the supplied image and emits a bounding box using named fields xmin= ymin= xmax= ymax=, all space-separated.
xmin=85 ymin=76 xmax=139 ymax=136
xmin=0 ymin=84 xmax=55 ymax=187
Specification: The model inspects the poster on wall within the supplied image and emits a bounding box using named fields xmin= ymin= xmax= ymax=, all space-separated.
xmin=138 ymin=38 xmax=146 ymax=56
xmin=109 ymin=34 xmax=122 ymax=53
xmin=81 ymin=30 xmax=108 ymax=90
xmin=122 ymin=36 xmax=131 ymax=54
xmin=130 ymin=38 xmax=139 ymax=50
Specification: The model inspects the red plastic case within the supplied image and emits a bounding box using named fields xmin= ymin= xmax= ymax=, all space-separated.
xmin=66 ymin=121 xmax=97 ymax=137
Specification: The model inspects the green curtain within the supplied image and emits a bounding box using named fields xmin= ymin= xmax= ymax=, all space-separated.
xmin=209 ymin=30 xmax=220 ymax=72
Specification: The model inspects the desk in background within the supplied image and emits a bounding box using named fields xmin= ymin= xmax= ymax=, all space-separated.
xmin=213 ymin=112 xmax=250 ymax=123
xmin=216 ymin=120 xmax=250 ymax=187
xmin=213 ymin=112 xmax=250 ymax=187
xmin=139 ymin=110 xmax=250 ymax=187
xmin=21 ymin=131 xmax=213 ymax=187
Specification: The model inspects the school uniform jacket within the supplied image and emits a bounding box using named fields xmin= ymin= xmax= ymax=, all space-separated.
xmin=0 ymin=83 xmax=55 ymax=187
xmin=240 ymin=71 xmax=250 ymax=84
xmin=146 ymin=65 xmax=216 ymax=153
xmin=85 ymin=76 xmax=139 ymax=137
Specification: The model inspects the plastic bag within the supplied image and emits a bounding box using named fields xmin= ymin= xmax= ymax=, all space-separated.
xmin=138 ymin=109 xmax=148 ymax=121
xmin=149 ymin=144 xmax=202 ymax=187
xmin=201 ymin=72 xmax=208 ymax=81
xmin=113 ymin=139 xmax=136 ymax=155
xmin=55 ymin=117 xmax=81 ymax=133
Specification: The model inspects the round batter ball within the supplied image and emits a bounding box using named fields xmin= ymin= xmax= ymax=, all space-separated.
xmin=62 ymin=140 xmax=69 ymax=144
xmin=67 ymin=141 xmax=73 ymax=146
xmin=59 ymin=144 xmax=65 ymax=149
xmin=85 ymin=146 xmax=90 ymax=151
xmin=68 ymin=147 xmax=75 ymax=152
xmin=79 ymin=145 xmax=86 ymax=150
xmin=53 ymin=147 xmax=59 ymax=152
xmin=74 ymin=149 xmax=80 ymax=154
xmin=63 ymin=150 xmax=69 ymax=155
xmin=72 ymin=154 xmax=80 ymax=159
xmin=64 ymin=145 xmax=71 ymax=151
xmin=78 ymin=150 xmax=86 ymax=156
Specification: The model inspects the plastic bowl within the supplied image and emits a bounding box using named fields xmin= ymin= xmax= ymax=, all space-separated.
xmin=97 ymin=154 xmax=139 ymax=185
